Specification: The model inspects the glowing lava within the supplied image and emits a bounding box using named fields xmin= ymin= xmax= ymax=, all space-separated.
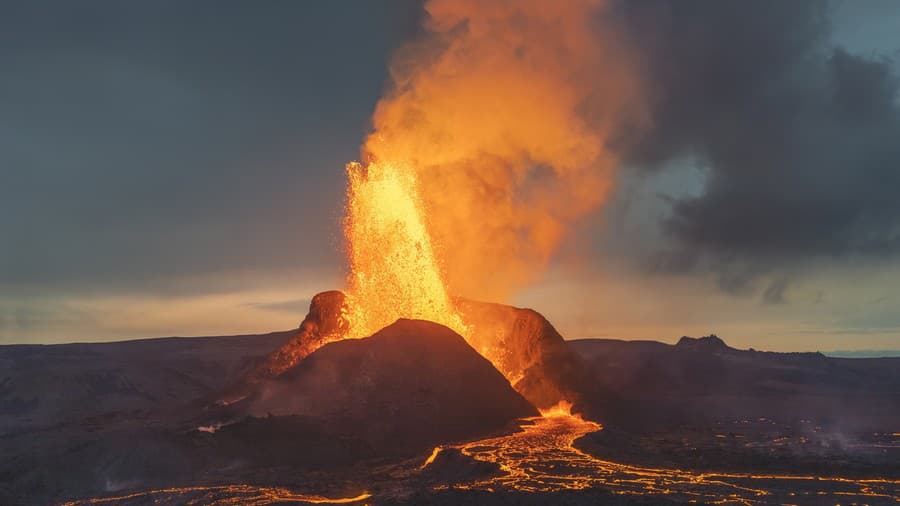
xmin=61 ymin=486 xmax=371 ymax=506
xmin=342 ymin=158 xmax=535 ymax=386
xmin=335 ymin=0 xmax=641 ymax=389
xmin=66 ymin=415 xmax=900 ymax=505
xmin=342 ymin=160 xmax=466 ymax=341
xmin=538 ymin=399 xmax=576 ymax=418
xmin=422 ymin=413 xmax=900 ymax=504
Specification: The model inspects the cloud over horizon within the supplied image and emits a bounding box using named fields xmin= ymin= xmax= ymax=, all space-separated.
xmin=2 ymin=0 xmax=900 ymax=349
xmin=612 ymin=0 xmax=900 ymax=287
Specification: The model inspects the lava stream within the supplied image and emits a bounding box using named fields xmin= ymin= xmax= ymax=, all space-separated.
xmin=423 ymin=412 xmax=900 ymax=505
xmin=60 ymin=486 xmax=371 ymax=506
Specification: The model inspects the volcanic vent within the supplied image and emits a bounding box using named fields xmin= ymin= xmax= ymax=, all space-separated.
xmin=226 ymin=0 xmax=624 ymax=417
xmin=243 ymin=318 xmax=537 ymax=452
xmin=214 ymin=302 xmax=546 ymax=457
xmin=236 ymin=291 xmax=582 ymax=410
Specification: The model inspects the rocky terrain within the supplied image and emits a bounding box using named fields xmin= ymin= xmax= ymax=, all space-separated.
xmin=0 ymin=315 xmax=536 ymax=505
xmin=218 ymin=319 xmax=537 ymax=454
xmin=233 ymin=291 xmax=583 ymax=410
xmin=571 ymin=334 xmax=900 ymax=431
xmin=0 ymin=330 xmax=293 ymax=436
xmin=570 ymin=335 xmax=900 ymax=478
xmin=1 ymin=294 xmax=898 ymax=505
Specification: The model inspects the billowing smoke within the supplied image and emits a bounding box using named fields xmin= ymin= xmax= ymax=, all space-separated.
xmin=361 ymin=0 xmax=644 ymax=302
xmin=614 ymin=0 xmax=900 ymax=292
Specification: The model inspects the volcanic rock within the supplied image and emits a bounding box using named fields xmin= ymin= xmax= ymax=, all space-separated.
xmin=453 ymin=298 xmax=584 ymax=409
xmin=569 ymin=335 xmax=900 ymax=431
xmin=675 ymin=334 xmax=730 ymax=351
xmin=220 ymin=291 xmax=347 ymax=402
xmin=0 ymin=331 xmax=293 ymax=435
xmin=249 ymin=291 xmax=347 ymax=380
xmin=238 ymin=319 xmax=538 ymax=453
xmin=242 ymin=291 xmax=585 ymax=410
xmin=419 ymin=447 xmax=503 ymax=486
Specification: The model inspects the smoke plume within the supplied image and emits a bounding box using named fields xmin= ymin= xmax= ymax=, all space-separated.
xmin=361 ymin=0 xmax=643 ymax=302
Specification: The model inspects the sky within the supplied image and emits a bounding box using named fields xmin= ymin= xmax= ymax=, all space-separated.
xmin=2 ymin=0 xmax=900 ymax=352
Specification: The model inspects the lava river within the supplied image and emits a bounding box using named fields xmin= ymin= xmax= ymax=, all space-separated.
xmin=424 ymin=410 xmax=900 ymax=505
xmin=63 ymin=412 xmax=899 ymax=505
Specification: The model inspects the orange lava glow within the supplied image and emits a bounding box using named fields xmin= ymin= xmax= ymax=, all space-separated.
xmin=339 ymin=0 xmax=644 ymax=379
xmin=424 ymin=413 xmax=900 ymax=504
xmin=343 ymin=159 xmax=531 ymax=382
xmin=356 ymin=0 xmax=642 ymax=304
xmin=538 ymin=399 xmax=575 ymax=418
xmin=343 ymin=160 xmax=467 ymax=341
xmin=67 ymin=418 xmax=899 ymax=505
xmin=420 ymin=445 xmax=443 ymax=470
xmin=60 ymin=486 xmax=371 ymax=506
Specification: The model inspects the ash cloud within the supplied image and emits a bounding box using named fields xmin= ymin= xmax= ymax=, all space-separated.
xmin=614 ymin=0 xmax=900 ymax=285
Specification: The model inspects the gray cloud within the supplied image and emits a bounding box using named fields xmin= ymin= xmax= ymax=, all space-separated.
xmin=3 ymin=0 xmax=899 ymax=349
xmin=615 ymin=0 xmax=900 ymax=287
xmin=762 ymin=276 xmax=790 ymax=305
xmin=1 ymin=1 xmax=422 ymax=295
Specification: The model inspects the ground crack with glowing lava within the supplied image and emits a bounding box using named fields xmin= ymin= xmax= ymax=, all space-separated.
xmin=420 ymin=409 xmax=899 ymax=505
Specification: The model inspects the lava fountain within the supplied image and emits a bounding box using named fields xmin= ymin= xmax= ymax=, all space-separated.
xmin=342 ymin=159 xmax=467 ymax=341
xmin=337 ymin=0 xmax=643 ymax=384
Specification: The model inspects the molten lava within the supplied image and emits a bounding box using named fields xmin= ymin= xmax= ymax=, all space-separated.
xmin=336 ymin=0 xmax=642 ymax=386
xmin=343 ymin=160 xmax=466 ymax=340
xmin=61 ymin=486 xmax=371 ymax=505
xmin=340 ymin=158 xmax=577 ymax=395
xmin=538 ymin=399 xmax=576 ymax=418
xmin=342 ymin=159 xmax=548 ymax=386
xmin=422 ymin=412 xmax=900 ymax=503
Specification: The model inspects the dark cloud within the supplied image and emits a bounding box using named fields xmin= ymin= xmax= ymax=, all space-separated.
xmin=762 ymin=276 xmax=790 ymax=305
xmin=616 ymin=0 xmax=900 ymax=283
xmin=0 ymin=1 xmax=422 ymax=294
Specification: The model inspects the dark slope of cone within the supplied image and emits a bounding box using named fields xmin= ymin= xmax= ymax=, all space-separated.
xmin=235 ymin=291 xmax=585 ymax=410
xmin=454 ymin=298 xmax=584 ymax=409
xmin=219 ymin=291 xmax=346 ymax=403
xmin=239 ymin=319 xmax=538 ymax=453
xmin=252 ymin=290 xmax=348 ymax=378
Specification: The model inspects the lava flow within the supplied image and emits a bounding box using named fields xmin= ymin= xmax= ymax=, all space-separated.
xmin=61 ymin=486 xmax=371 ymax=506
xmin=60 ymin=410 xmax=900 ymax=505
xmin=422 ymin=409 xmax=900 ymax=505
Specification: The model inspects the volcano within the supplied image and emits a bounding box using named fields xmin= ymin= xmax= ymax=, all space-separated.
xmin=224 ymin=318 xmax=537 ymax=454
xmin=231 ymin=290 xmax=583 ymax=410
xmin=3 ymin=298 xmax=899 ymax=505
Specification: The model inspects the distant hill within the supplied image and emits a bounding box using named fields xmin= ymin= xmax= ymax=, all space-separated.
xmin=823 ymin=349 xmax=900 ymax=358
xmin=239 ymin=291 xmax=583 ymax=410
xmin=0 ymin=331 xmax=293 ymax=435
xmin=3 ymin=317 xmax=899 ymax=504
xmin=0 ymin=320 xmax=537 ymax=505
xmin=569 ymin=335 xmax=900 ymax=431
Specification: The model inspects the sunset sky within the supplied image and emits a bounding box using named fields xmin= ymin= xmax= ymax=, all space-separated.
xmin=3 ymin=0 xmax=900 ymax=352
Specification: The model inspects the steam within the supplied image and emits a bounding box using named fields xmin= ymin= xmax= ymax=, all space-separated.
xmin=361 ymin=0 xmax=643 ymax=302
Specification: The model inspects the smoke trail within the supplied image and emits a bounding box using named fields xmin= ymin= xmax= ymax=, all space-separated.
xmin=362 ymin=0 xmax=644 ymax=301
